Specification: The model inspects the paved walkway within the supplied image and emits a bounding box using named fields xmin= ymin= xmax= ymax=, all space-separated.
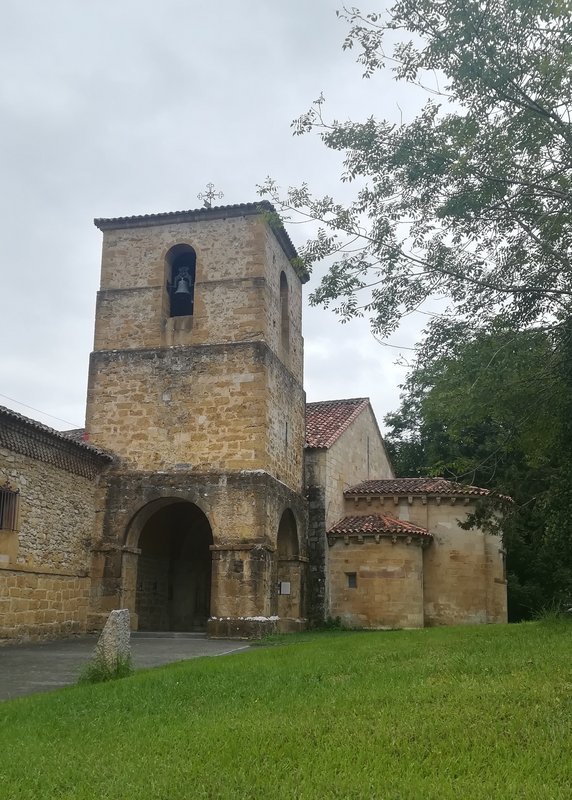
xmin=0 ymin=633 xmax=250 ymax=701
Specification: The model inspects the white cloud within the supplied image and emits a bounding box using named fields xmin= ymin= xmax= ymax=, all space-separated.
xmin=0 ymin=0 xmax=428 ymax=433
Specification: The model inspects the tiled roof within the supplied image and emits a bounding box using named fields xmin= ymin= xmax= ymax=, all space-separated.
xmin=306 ymin=398 xmax=370 ymax=449
xmin=0 ymin=406 xmax=112 ymax=479
xmin=0 ymin=406 xmax=112 ymax=461
xmin=328 ymin=514 xmax=431 ymax=538
xmin=345 ymin=477 xmax=491 ymax=497
xmin=61 ymin=428 xmax=86 ymax=443
xmin=93 ymin=201 xmax=309 ymax=283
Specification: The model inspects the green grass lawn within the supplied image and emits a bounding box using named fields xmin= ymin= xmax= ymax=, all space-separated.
xmin=1 ymin=621 xmax=571 ymax=799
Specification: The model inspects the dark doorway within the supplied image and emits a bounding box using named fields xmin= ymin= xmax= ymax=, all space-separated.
xmin=275 ymin=509 xmax=303 ymax=620
xmin=135 ymin=502 xmax=212 ymax=631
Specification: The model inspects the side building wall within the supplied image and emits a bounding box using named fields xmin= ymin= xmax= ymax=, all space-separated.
xmin=0 ymin=419 xmax=110 ymax=642
xmin=346 ymin=494 xmax=507 ymax=626
xmin=324 ymin=407 xmax=394 ymax=530
xmin=328 ymin=537 xmax=425 ymax=629
xmin=305 ymin=405 xmax=394 ymax=624
xmin=423 ymin=502 xmax=506 ymax=625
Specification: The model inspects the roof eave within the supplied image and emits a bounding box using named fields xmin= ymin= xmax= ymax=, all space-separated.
xmin=0 ymin=406 xmax=113 ymax=461
xmin=94 ymin=200 xmax=309 ymax=284
xmin=344 ymin=490 xmax=486 ymax=499
xmin=328 ymin=530 xmax=432 ymax=539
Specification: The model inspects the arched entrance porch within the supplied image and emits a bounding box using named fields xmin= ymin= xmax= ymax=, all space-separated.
xmin=132 ymin=501 xmax=213 ymax=632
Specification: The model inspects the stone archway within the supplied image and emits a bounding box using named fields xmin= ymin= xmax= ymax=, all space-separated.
xmin=276 ymin=509 xmax=303 ymax=623
xmin=133 ymin=501 xmax=213 ymax=632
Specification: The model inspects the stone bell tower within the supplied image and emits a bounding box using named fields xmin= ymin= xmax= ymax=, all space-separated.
xmin=86 ymin=201 xmax=309 ymax=637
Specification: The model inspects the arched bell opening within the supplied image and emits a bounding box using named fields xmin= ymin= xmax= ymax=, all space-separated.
xmin=167 ymin=243 xmax=196 ymax=317
xmin=275 ymin=509 xmax=303 ymax=621
xmin=135 ymin=501 xmax=213 ymax=631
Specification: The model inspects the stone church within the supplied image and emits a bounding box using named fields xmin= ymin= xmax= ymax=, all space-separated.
xmin=0 ymin=202 xmax=507 ymax=642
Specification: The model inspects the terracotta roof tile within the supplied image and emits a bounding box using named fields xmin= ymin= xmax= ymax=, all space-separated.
xmin=93 ymin=201 xmax=309 ymax=283
xmin=328 ymin=514 xmax=431 ymax=538
xmin=345 ymin=477 xmax=491 ymax=497
xmin=0 ymin=407 xmax=112 ymax=479
xmin=61 ymin=428 xmax=87 ymax=443
xmin=0 ymin=406 xmax=111 ymax=459
xmin=306 ymin=398 xmax=370 ymax=449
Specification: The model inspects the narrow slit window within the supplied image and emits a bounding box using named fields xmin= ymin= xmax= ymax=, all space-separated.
xmin=0 ymin=487 xmax=19 ymax=531
xmin=346 ymin=572 xmax=357 ymax=589
xmin=280 ymin=271 xmax=289 ymax=352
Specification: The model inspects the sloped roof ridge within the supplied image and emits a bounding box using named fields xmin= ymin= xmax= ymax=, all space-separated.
xmin=94 ymin=200 xmax=263 ymax=226
xmin=305 ymin=397 xmax=370 ymax=449
xmin=0 ymin=405 xmax=111 ymax=459
xmin=61 ymin=428 xmax=87 ymax=443
xmin=328 ymin=513 xmax=431 ymax=537
xmin=306 ymin=397 xmax=369 ymax=408
xmin=345 ymin=477 xmax=490 ymax=497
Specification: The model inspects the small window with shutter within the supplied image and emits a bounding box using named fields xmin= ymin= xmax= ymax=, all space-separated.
xmin=0 ymin=487 xmax=19 ymax=531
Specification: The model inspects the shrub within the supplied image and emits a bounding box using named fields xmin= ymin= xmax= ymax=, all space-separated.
xmin=78 ymin=655 xmax=133 ymax=685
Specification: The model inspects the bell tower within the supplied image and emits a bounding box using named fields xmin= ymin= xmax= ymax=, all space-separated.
xmin=86 ymin=202 xmax=309 ymax=637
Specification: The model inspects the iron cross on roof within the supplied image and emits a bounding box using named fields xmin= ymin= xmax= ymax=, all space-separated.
xmin=197 ymin=183 xmax=224 ymax=209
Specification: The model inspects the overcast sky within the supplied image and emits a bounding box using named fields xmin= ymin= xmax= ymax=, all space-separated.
xmin=0 ymin=0 xmax=429 ymax=433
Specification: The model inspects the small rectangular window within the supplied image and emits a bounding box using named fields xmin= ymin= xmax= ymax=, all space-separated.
xmin=346 ymin=572 xmax=357 ymax=589
xmin=0 ymin=487 xmax=19 ymax=531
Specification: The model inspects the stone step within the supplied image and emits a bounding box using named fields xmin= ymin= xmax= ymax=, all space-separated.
xmin=131 ymin=631 xmax=207 ymax=639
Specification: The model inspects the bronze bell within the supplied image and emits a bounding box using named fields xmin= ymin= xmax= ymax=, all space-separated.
xmin=174 ymin=274 xmax=191 ymax=295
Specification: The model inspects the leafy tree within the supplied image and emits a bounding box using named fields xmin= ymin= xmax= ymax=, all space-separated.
xmin=384 ymin=322 xmax=572 ymax=619
xmin=534 ymin=320 xmax=572 ymax=612
xmin=260 ymin=0 xmax=572 ymax=336
xmin=259 ymin=1 xmax=572 ymax=615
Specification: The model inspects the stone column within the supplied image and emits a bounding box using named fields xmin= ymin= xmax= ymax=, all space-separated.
xmin=87 ymin=544 xmax=122 ymax=631
xmin=120 ymin=546 xmax=141 ymax=629
xmin=277 ymin=555 xmax=308 ymax=633
xmin=208 ymin=544 xmax=277 ymax=638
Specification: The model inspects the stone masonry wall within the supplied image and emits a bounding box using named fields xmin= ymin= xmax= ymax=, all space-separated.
xmin=304 ymin=406 xmax=393 ymax=624
xmin=0 ymin=443 xmax=105 ymax=642
xmin=324 ymin=406 xmax=394 ymax=530
xmin=485 ymin=532 xmax=508 ymax=623
xmin=88 ymin=212 xmax=306 ymax=494
xmin=93 ymin=215 xmax=303 ymax=373
xmin=0 ymin=571 xmax=90 ymax=643
xmin=345 ymin=494 xmax=507 ymax=625
xmin=0 ymin=445 xmax=101 ymax=573
xmin=262 ymin=224 xmax=304 ymax=384
xmin=87 ymin=344 xmax=267 ymax=473
xmin=266 ymin=349 xmax=305 ymax=492
xmin=87 ymin=342 xmax=304 ymax=490
xmin=328 ymin=537 xmax=424 ymax=629
xmin=95 ymin=216 xmax=266 ymax=351
xmin=306 ymin=482 xmax=327 ymax=625
xmin=90 ymin=469 xmax=307 ymax=635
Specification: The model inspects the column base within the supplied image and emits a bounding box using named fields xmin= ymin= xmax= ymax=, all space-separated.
xmin=207 ymin=616 xmax=279 ymax=639
xmin=277 ymin=617 xmax=307 ymax=634
xmin=207 ymin=616 xmax=308 ymax=638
